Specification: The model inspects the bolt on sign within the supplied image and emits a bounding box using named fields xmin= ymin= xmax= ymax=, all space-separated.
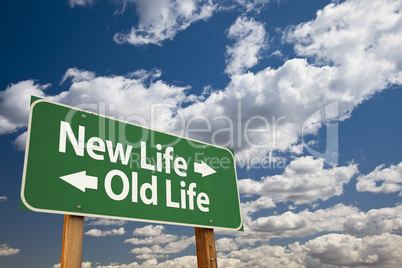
xmin=20 ymin=98 xmax=242 ymax=230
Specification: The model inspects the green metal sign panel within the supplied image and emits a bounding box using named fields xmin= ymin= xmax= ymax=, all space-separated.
xmin=20 ymin=98 xmax=242 ymax=230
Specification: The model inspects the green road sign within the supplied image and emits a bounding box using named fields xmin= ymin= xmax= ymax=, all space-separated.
xmin=20 ymin=98 xmax=242 ymax=230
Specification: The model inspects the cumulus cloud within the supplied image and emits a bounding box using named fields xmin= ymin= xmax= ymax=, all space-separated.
xmin=222 ymin=243 xmax=304 ymax=268
xmin=52 ymin=261 xmax=92 ymax=268
xmin=0 ymin=244 xmax=20 ymax=256
xmin=286 ymin=0 xmax=402 ymax=90
xmin=61 ymin=68 xmax=96 ymax=84
xmin=0 ymin=68 xmax=192 ymax=149
xmin=356 ymin=162 xmax=402 ymax=194
xmin=225 ymin=17 xmax=267 ymax=75
xmin=114 ymin=0 xmax=216 ymax=46
xmin=85 ymin=227 xmax=126 ymax=237
xmin=235 ymin=0 xmax=271 ymax=13
xmin=223 ymin=204 xmax=402 ymax=251
xmin=133 ymin=225 xmax=165 ymax=237
xmin=130 ymin=236 xmax=195 ymax=257
xmin=163 ymin=0 xmax=402 ymax=162
xmin=216 ymin=237 xmax=238 ymax=252
xmin=136 ymin=254 xmax=168 ymax=260
xmin=96 ymin=256 xmax=197 ymax=268
xmin=220 ymin=203 xmax=357 ymax=246
xmin=12 ymin=131 xmax=27 ymax=151
xmin=86 ymin=218 xmax=127 ymax=226
xmin=59 ymin=232 xmax=402 ymax=267
xmin=301 ymin=233 xmax=402 ymax=267
xmin=247 ymin=204 xmax=358 ymax=238
xmin=125 ymin=234 xmax=178 ymax=245
xmin=4 ymin=1 xmax=402 ymax=160
xmin=220 ymin=233 xmax=402 ymax=268
xmin=239 ymin=156 xmax=358 ymax=205
xmin=288 ymin=0 xmax=402 ymax=71
xmin=241 ymin=196 xmax=275 ymax=218
xmin=67 ymin=0 xmax=94 ymax=8
xmin=344 ymin=205 xmax=402 ymax=236
xmin=125 ymin=225 xmax=193 ymax=259
xmin=0 ymin=80 xmax=47 ymax=135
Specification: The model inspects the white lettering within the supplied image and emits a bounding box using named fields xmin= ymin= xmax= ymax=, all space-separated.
xmin=187 ymin=183 xmax=196 ymax=210
xmin=197 ymin=192 xmax=210 ymax=212
xmin=104 ymin=170 xmax=129 ymax=201
xmin=59 ymin=121 xmax=85 ymax=156
xmin=174 ymin=157 xmax=187 ymax=177
xmin=106 ymin=140 xmax=133 ymax=165
xmin=87 ymin=137 xmax=105 ymax=160
xmin=166 ymin=179 xmax=180 ymax=208
xmin=163 ymin=147 xmax=174 ymax=174
xmin=140 ymin=175 xmax=157 ymax=205
xmin=141 ymin=141 xmax=155 ymax=171
xmin=132 ymin=172 xmax=138 ymax=203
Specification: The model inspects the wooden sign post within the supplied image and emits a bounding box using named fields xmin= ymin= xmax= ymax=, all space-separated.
xmin=195 ymin=227 xmax=218 ymax=268
xmin=61 ymin=215 xmax=84 ymax=268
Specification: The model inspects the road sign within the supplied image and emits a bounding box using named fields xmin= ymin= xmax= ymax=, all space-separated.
xmin=20 ymin=98 xmax=242 ymax=230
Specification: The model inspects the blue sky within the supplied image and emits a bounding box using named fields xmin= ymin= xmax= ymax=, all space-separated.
xmin=1 ymin=0 xmax=402 ymax=267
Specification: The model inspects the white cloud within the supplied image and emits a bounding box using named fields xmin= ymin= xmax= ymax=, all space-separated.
xmin=222 ymin=243 xmax=304 ymax=268
xmin=216 ymin=237 xmax=238 ymax=252
xmin=225 ymin=17 xmax=267 ymax=75
xmin=238 ymin=156 xmax=358 ymax=205
xmin=0 ymin=196 xmax=7 ymax=202
xmin=235 ymin=0 xmax=271 ymax=13
xmin=54 ymin=202 xmax=402 ymax=266
xmin=136 ymin=254 xmax=167 ymax=260
xmin=4 ymin=1 xmax=402 ymax=161
xmin=152 ymin=256 xmax=197 ymax=267
xmin=52 ymin=261 xmax=92 ymax=268
xmin=300 ymin=233 xmax=402 ymax=267
xmin=93 ymin=260 xmax=152 ymax=268
xmin=114 ymin=0 xmax=216 ymax=46
xmin=0 ymin=69 xmax=192 ymax=149
xmin=73 ymin=232 xmax=402 ymax=267
xmin=344 ymin=205 xmax=402 ymax=236
xmin=0 ymin=244 xmax=20 ymax=256
xmin=247 ymin=204 xmax=358 ymax=238
xmin=61 ymin=68 xmax=96 ymax=84
xmin=85 ymin=227 xmax=126 ymax=237
xmin=125 ymin=234 xmax=178 ymax=245
xmin=130 ymin=236 xmax=194 ymax=256
xmin=96 ymin=256 xmax=197 ymax=268
xmin=12 ymin=131 xmax=27 ymax=151
xmin=220 ymin=233 xmax=402 ymax=268
xmin=126 ymin=225 xmax=193 ymax=259
xmin=86 ymin=218 xmax=127 ymax=226
xmin=0 ymin=80 xmax=47 ymax=135
xmin=164 ymin=0 xmax=402 ymax=162
xmin=67 ymin=0 xmax=94 ymax=8
xmin=356 ymin=162 xmax=402 ymax=194
xmin=239 ymin=196 xmax=276 ymax=225
xmin=286 ymin=0 xmax=402 ymax=87
xmin=224 ymin=204 xmax=402 ymax=251
xmin=133 ymin=225 xmax=165 ymax=236
xmin=94 ymin=256 xmax=245 ymax=268
xmin=221 ymin=203 xmax=359 ymax=246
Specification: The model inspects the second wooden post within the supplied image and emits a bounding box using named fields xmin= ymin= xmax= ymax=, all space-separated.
xmin=195 ymin=227 xmax=218 ymax=268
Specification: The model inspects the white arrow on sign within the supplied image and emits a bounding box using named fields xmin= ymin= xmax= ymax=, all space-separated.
xmin=60 ymin=171 xmax=98 ymax=192
xmin=194 ymin=161 xmax=216 ymax=177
